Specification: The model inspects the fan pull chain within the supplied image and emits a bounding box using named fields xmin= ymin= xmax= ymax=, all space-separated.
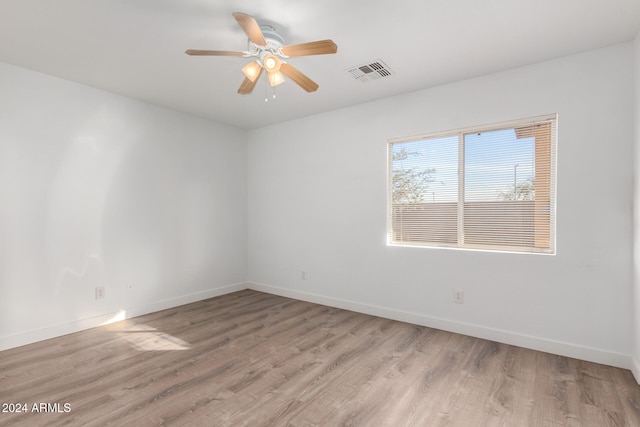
xmin=264 ymin=74 xmax=269 ymax=102
xmin=263 ymin=74 xmax=277 ymax=102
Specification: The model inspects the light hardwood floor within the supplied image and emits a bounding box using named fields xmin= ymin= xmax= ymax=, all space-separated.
xmin=1 ymin=290 xmax=639 ymax=426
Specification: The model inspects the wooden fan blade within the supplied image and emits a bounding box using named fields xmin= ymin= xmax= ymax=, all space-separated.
xmin=233 ymin=12 xmax=267 ymax=47
xmin=281 ymin=40 xmax=338 ymax=57
xmin=238 ymin=67 xmax=263 ymax=94
xmin=185 ymin=49 xmax=245 ymax=56
xmin=280 ymin=63 xmax=319 ymax=92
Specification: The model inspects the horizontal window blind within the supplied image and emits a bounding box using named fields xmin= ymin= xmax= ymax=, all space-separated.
xmin=388 ymin=115 xmax=556 ymax=254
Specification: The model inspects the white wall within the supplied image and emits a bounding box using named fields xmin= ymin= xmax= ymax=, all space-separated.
xmin=1 ymin=42 xmax=635 ymax=370
xmin=0 ymin=63 xmax=247 ymax=350
xmin=247 ymin=43 xmax=635 ymax=368
xmin=633 ymin=32 xmax=640 ymax=380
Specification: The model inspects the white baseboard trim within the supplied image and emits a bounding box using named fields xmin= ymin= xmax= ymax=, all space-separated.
xmin=0 ymin=282 xmax=247 ymax=352
xmin=3 ymin=280 xmax=632 ymax=373
xmin=247 ymin=281 xmax=631 ymax=370
xmin=0 ymin=311 xmax=128 ymax=353
xmin=134 ymin=282 xmax=248 ymax=318
xmin=632 ymin=357 xmax=640 ymax=384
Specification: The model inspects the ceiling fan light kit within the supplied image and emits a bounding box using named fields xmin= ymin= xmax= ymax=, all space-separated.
xmin=241 ymin=61 xmax=261 ymax=82
xmin=186 ymin=12 xmax=337 ymax=97
xmin=268 ymin=70 xmax=285 ymax=87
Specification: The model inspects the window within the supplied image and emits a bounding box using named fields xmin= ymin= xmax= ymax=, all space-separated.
xmin=388 ymin=115 xmax=556 ymax=254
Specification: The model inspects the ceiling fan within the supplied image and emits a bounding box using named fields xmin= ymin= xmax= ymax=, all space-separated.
xmin=186 ymin=12 xmax=338 ymax=95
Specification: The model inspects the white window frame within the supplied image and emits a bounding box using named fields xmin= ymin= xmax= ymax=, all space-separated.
xmin=387 ymin=114 xmax=557 ymax=254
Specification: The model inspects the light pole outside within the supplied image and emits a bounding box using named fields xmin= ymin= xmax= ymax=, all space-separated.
xmin=514 ymin=164 xmax=519 ymax=200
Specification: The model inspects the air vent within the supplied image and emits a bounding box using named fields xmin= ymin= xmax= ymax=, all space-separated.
xmin=346 ymin=59 xmax=394 ymax=83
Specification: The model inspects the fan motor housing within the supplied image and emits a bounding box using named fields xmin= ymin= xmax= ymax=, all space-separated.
xmin=248 ymin=25 xmax=285 ymax=55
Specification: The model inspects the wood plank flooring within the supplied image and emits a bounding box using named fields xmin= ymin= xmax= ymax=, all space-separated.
xmin=1 ymin=289 xmax=639 ymax=426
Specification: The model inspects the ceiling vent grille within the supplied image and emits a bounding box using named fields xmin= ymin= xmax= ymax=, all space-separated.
xmin=346 ymin=59 xmax=394 ymax=83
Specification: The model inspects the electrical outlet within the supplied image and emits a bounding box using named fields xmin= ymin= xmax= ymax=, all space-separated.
xmin=300 ymin=271 xmax=307 ymax=280
xmin=453 ymin=290 xmax=464 ymax=304
xmin=95 ymin=287 xmax=105 ymax=300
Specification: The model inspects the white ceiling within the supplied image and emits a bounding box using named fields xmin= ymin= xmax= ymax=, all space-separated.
xmin=1 ymin=0 xmax=639 ymax=130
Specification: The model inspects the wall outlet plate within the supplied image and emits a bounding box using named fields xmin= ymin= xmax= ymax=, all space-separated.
xmin=453 ymin=290 xmax=464 ymax=304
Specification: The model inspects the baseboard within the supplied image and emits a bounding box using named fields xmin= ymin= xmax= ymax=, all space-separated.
xmin=3 ymin=280 xmax=632 ymax=372
xmin=130 ymin=281 xmax=248 ymax=318
xmin=0 ymin=282 xmax=248 ymax=352
xmin=632 ymin=357 xmax=640 ymax=384
xmin=247 ymin=281 xmax=630 ymax=370
xmin=0 ymin=311 xmax=129 ymax=353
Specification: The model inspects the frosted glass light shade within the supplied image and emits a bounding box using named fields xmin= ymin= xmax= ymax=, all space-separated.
xmin=268 ymin=71 xmax=284 ymax=87
xmin=241 ymin=62 xmax=262 ymax=82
